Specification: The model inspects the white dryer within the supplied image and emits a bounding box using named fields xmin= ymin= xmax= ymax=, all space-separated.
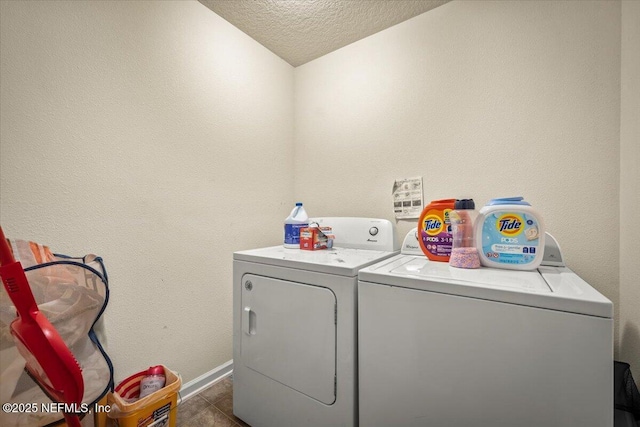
xmin=233 ymin=218 xmax=399 ymax=427
xmin=358 ymin=229 xmax=613 ymax=427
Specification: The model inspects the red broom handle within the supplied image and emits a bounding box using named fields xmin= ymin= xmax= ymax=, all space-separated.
xmin=0 ymin=226 xmax=15 ymax=266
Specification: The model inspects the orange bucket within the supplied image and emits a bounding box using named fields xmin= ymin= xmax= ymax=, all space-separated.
xmin=107 ymin=366 xmax=180 ymax=427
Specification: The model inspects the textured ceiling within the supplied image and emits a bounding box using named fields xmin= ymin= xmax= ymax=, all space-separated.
xmin=198 ymin=0 xmax=450 ymax=67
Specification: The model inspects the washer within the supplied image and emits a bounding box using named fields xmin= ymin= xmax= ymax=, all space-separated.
xmin=233 ymin=217 xmax=399 ymax=427
xmin=358 ymin=229 xmax=613 ymax=427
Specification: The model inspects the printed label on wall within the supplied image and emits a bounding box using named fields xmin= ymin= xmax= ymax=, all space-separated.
xmin=392 ymin=177 xmax=423 ymax=220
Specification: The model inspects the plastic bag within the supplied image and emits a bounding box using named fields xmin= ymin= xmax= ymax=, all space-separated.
xmin=615 ymin=361 xmax=640 ymax=426
xmin=0 ymin=239 xmax=113 ymax=426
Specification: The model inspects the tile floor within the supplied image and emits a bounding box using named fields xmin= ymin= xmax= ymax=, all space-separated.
xmin=175 ymin=376 xmax=250 ymax=427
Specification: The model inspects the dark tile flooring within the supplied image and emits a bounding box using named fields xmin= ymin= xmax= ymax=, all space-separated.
xmin=176 ymin=376 xmax=250 ymax=427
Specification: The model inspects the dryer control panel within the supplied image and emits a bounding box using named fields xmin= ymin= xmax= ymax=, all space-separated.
xmin=309 ymin=217 xmax=399 ymax=252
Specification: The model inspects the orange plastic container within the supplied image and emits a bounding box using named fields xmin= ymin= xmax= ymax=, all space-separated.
xmin=107 ymin=366 xmax=181 ymax=427
xmin=417 ymin=199 xmax=456 ymax=262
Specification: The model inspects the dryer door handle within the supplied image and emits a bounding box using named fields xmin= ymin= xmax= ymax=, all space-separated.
xmin=243 ymin=306 xmax=255 ymax=335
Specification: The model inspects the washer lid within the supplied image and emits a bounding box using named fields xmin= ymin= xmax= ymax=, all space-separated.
xmin=234 ymin=246 xmax=399 ymax=277
xmin=359 ymin=255 xmax=612 ymax=318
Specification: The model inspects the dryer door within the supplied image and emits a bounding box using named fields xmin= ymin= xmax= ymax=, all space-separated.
xmin=240 ymin=274 xmax=337 ymax=405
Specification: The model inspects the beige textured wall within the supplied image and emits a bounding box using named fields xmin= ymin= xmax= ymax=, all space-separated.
xmin=295 ymin=0 xmax=621 ymax=350
xmin=620 ymin=0 xmax=640 ymax=370
xmin=0 ymin=0 xmax=633 ymax=387
xmin=0 ymin=0 xmax=294 ymax=383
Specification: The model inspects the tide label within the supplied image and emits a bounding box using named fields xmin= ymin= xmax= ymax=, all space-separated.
xmin=481 ymin=211 xmax=540 ymax=265
xmin=418 ymin=206 xmax=454 ymax=261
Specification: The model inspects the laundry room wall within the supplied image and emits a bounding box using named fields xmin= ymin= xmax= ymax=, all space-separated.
xmin=0 ymin=0 xmax=294 ymax=383
xmin=619 ymin=0 xmax=640 ymax=369
xmin=294 ymin=0 xmax=623 ymax=353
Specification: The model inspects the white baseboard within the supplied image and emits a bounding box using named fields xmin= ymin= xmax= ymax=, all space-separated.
xmin=179 ymin=360 xmax=233 ymax=402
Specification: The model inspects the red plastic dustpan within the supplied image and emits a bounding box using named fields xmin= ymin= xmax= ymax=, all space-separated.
xmin=0 ymin=226 xmax=84 ymax=427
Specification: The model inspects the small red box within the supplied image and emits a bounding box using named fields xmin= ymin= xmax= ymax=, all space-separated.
xmin=300 ymin=227 xmax=334 ymax=250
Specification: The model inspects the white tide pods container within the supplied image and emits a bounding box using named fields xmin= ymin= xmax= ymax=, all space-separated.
xmin=474 ymin=197 xmax=545 ymax=270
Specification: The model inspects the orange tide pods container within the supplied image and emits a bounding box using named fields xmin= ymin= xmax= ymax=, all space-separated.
xmin=418 ymin=199 xmax=456 ymax=262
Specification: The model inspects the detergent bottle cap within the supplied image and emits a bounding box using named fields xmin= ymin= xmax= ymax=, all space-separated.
xmin=487 ymin=196 xmax=530 ymax=206
xmin=147 ymin=366 xmax=164 ymax=376
xmin=295 ymin=202 xmax=303 ymax=206
xmin=454 ymin=199 xmax=475 ymax=210
xmin=431 ymin=198 xmax=457 ymax=205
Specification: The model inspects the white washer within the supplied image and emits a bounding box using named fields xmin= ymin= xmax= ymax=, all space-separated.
xmin=233 ymin=218 xmax=399 ymax=427
xmin=358 ymin=229 xmax=613 ymax=427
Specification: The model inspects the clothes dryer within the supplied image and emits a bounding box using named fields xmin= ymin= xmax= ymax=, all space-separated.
xmin=358 ymin=229 xmax=613 ymax=427
xmin=233 ymin=218 xmax=399 ymax=427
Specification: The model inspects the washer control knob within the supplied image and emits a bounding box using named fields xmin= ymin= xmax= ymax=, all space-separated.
xmin=369 ymin=227 xmax=379 ymax=236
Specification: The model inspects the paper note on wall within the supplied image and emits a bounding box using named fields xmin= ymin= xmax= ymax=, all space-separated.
xmin=392 ymin=177 xmax=423 ymax=220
